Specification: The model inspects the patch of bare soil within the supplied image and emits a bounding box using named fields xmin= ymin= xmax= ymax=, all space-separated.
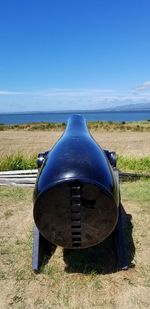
xmin=0 ymin=129 xmax=150 ymax=157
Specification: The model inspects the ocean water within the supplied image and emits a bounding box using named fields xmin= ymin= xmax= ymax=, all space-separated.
xmin=0 ymin=111 xmax=150 ymax=124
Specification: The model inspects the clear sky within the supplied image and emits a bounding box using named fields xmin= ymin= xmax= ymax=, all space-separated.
xmin=0 ymin=0 xmax=150 ymax=112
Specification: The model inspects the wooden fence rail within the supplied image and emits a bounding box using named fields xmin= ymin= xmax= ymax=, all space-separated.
xmin=0 ymin=169 xmax=38 ymax=187
xmin=0 ymin=169 xmax=149 ymax=187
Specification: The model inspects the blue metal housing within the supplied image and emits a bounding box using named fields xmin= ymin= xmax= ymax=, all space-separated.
xmin=33 ymin=114 xmax=119 ymax=249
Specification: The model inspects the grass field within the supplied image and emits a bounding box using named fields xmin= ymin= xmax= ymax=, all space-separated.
xmin=0 ymin=123 xmax=150 ymax=308
xmin=0 ymin=128 xmax=150 ymax=157
xmin=0 ymin=180 xmax=150 ymax=309
xmin=0 ymin=126 xmax=150 ymax=173
xmin=0 ymin=152 xmax=150 ymax=173
xmin=0 ymin=120 xmax=150 ymax=132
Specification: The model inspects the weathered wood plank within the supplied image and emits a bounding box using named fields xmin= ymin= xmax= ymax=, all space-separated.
xmin=0 ymin=183 xmax=34 ymax=187
xmin=0 ymin=178 xmax=36 ymax=184
xmin=120 ymin=172 xmax=150 ymax=181
xmin=0 ymin=169 xmax=38 ymax=175
xmin=0 ymin=174 xmax=37 ymax=179
xmin=0 ymin=169 xmax=149 ymax=187
xmin=0 ymin=169 xmax=149 ymax=178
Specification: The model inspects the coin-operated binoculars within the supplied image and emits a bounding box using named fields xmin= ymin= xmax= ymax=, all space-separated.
xmin=32 ymin=114 xmax=128 ymax=271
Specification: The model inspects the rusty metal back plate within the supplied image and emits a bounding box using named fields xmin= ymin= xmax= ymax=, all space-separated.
xmin=34 ymin=182 xmax=118 ymax=249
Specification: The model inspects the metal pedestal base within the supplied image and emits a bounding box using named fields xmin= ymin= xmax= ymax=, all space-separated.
xmin=32 ymin=224 xmax=56 ymax=272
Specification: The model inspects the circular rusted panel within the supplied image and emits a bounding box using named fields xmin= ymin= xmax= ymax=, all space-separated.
xmin=34 ymin=182 xmax=118 ymax=249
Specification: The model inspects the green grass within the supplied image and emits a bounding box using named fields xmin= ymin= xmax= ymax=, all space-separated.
xmin=0 ymin=120 xmax=150 ymax=131
xmin=88 ymin=120 xmax=150 ymax=131
xmin=0 ymin=153 xmax=37 ymax=171
xmin=121 ymin=179 xmax=150 ymax=206
xmin=118 ymin=155 xmax=150 ymax=173
xmin=0 ymin=152 xmax=150 ymax=173
xmin=0 ymin=122 xmax=66 ymax=131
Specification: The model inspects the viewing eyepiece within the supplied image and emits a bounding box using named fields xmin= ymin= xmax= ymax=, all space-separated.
xmin=37 ymin=151 xmax=49 ymax=168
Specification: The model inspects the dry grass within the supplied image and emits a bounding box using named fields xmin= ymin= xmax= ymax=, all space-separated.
xmin=0 ymin=129 xmax=150 ymax=157
xmin=0 ymin=126 xmax=150 ymax=307
xmin=0 ymin=180 xmax=150 ymax=309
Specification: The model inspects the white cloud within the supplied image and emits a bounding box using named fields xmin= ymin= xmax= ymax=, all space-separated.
xmin=0 ymin=88 xmax=113 ymax=97
xmin=134 ymin=81 xmax=150 ymax=91
xmin=0 ymin=85 xmax=150 ymax=112
xmin=0 ymin=91 xmax=25 ymax=95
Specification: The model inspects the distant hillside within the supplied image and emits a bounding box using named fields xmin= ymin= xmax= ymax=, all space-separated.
xmin=107 ymin=102 xmax=150 ymax=111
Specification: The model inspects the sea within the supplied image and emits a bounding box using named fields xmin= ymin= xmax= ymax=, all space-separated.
xmin=0 ymin=111 xmax=150 ymax=125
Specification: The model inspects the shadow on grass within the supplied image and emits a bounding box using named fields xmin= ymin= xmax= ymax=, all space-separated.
xmin=63 ymin=212 xmax=135 ymax=274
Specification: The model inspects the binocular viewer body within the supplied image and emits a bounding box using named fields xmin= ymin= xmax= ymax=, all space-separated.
xmin=33 ymin=115 xmax=119 ymax=249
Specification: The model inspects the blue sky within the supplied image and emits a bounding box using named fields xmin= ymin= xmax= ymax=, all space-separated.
xmin=0 ymin=0 xmax=150 ymax=112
